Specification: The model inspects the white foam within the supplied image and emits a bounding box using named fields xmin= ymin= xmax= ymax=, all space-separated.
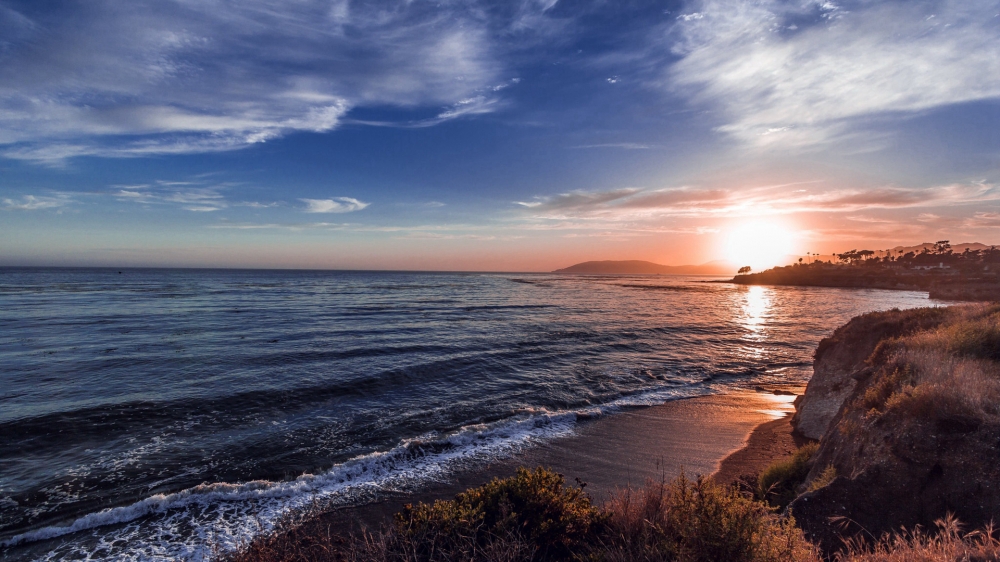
xmin=6 ymin=385 xmax=709 ymax=561
xmin=6 ymin=410 xmax=582 ymax=561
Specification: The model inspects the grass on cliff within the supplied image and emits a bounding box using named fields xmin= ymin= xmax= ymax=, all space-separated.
xmin=851 ymin=303 xmax=1000 ymax=428
xmin=833 ymin=515 xmax=1000 ymax=562
xmin=755 ymin=443 xmax=818 ymax=510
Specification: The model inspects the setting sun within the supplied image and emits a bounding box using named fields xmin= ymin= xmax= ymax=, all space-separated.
xmin=723 ymin=221 xmax=796 ymax=271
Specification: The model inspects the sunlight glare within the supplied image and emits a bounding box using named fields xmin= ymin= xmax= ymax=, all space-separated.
xmin=723 ymin=221 xmax=795 ymax=271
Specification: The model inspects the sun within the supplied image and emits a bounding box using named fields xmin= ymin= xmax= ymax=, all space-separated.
xmin=723 ymin=221 xmax=796 ymax=271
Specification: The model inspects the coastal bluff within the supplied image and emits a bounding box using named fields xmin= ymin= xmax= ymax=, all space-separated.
xmin=789 ymin=304 xmax=1000 ymax=550
xmin=791 ymin=308 xmax=951 ymax=439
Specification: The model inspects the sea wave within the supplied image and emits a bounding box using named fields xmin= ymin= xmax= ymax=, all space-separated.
xmin=4 ymin=385 xmax=712 ymax=561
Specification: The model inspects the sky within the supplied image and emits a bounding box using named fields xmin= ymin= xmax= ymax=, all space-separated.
xmin=1 ymin=0 xmax=999 ymax=271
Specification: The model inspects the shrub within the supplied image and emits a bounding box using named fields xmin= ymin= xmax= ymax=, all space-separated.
xmin=394 ymin=467 xmax=603 ymax=561
xmin=756 ymin=443 xmax=819 ymax=510
xmin=600 ymin=474 xmax=816 ymax=562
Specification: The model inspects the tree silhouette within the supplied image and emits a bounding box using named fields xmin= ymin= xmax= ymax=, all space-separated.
xmin=738 ymin=266 xmax=752 ymax=275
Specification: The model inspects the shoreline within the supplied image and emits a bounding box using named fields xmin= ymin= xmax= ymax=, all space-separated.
xmin=290 ymin=389 xmax=805 ymax=538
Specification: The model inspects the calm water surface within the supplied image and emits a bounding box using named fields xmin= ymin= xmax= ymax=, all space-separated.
xmin=0 ymin=268 xmax=938 ymax=560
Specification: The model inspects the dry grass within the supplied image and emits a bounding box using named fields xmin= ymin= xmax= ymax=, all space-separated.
xmin=881 ymin=350 xmax=1000 ymax=424
xmin=849 ymin=304 xmax=1000 ymax=427
xmin=906 ymin=303 xmax=1000 ymax=362
xmin=600 ymin=474 xmax=816 ymax=562
xmin=834 ymin=515 xmax=1000 ymax=562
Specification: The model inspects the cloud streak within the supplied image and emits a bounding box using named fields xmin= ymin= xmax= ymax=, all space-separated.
xmin=1 ymin=194 xmax=72 ymax=211
xmin=301 ymin=197 xmax=370 ymax=213
xmin=518 ymin=182 xmax=1000 ymax=220
xmin=667 ymin=0 xmax=1000 ymax=147
xmin=0 ymin=0 xmax=513 ymax=163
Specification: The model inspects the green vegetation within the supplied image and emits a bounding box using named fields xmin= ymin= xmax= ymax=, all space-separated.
xmin=227 ymin=464 xmax=998 ymax=562
xmin=756 ymin=443 xmax=818 ymax=510
xmin=394 ymin=467 xmax=602 ymax=561
xmin=806 ymin=466 xmax=836 ymax=493
xmin=227 ymin=468 xmax=815 ymax=562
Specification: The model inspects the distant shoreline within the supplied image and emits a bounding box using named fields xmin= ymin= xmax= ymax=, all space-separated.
xmin=553 ymin=259 xmax=735 ymax=275
xmin=727 ymin=262 xmax=1000 ymax=301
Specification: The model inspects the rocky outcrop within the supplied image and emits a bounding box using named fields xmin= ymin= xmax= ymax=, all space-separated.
xmin=788 ymin=305 xmax=1000 ymax=553
xmin=791 ymin=308 xmax=949 ymax=439
xmin=791 ymin=417 xmax=1000 ymax=552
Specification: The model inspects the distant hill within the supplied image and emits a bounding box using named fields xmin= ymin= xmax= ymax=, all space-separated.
xmin=890 ymin=242 xmax=995 ymax=254
xmin=553 ymin=260 xmax=736 ymax=275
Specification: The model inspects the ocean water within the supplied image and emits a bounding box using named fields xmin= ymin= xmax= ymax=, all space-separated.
xmin=0 ymin=268 xmax=937 ymax=561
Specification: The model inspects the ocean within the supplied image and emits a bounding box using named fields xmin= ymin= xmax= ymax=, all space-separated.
xmin=0 ymin=268 xmax=936 ymax=561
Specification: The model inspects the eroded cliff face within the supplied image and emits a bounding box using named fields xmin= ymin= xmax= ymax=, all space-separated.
xmin=792 ymin=308 xmax=950 ymax=440
xmin=788 ymin=305 xmax=1000 ymax=553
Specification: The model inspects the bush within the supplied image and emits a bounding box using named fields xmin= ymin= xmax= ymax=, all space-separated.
xmin=600 ymin=474 xmax=816 ymax=562
xmin=756 ymin=443 xmax=818 ymax=510
xmin=394 ymin=467 xmax=603 ymax=561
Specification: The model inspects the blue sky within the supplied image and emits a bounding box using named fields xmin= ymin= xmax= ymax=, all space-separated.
xmin=2 ymin=0 xmax=999 ymax=270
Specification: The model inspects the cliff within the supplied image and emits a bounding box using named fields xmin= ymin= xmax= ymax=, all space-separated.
xmin=789 ymin=304 xmax=1000 ymax=551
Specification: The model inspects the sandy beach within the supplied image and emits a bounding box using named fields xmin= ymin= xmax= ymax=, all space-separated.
xmin=317 ymin=388 xmax=804 ymax=533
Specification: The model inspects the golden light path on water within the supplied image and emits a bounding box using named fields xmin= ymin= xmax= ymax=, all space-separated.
xmin=737 ymin=285 xmax=802 ymax=419
xmin=740 ymin=285 xmax=773 ymax=351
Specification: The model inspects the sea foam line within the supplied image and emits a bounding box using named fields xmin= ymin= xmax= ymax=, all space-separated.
xmin=5 ymin=385 xmax=707 ymax=561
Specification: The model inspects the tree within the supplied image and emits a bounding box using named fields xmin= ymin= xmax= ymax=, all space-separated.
xmin=738 ymin=266 xmax=751 ymax=275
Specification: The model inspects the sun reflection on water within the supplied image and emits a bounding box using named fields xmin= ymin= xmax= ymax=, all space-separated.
xmin=742 ymin=285 xmax=773 ymax=340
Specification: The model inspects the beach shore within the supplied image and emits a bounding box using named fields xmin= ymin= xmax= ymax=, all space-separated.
xmin=314 ymin=388 xmax=805 ymax=535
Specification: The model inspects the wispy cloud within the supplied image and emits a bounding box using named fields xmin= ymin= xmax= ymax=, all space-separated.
xmin=301 ymin=197 xmax=370 ymax=213
xmin=1 ymin=194 xmax=72 ymax=211
xmin=666 ymin=0 xmax=1000 ymax=147
xmin=0 ymin=0 xmax=520 ymax=163
xmin=111 ymin=180 xmax=240 ymax=212
xmin=965 ymin=212 xmax=1000 ymax=228
xmin=517 ymin=182 xmax=1000 ymax=220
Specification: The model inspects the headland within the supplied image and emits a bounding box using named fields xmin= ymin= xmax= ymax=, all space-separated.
xmin=730 ymin=242 xmax=1000 ymax=301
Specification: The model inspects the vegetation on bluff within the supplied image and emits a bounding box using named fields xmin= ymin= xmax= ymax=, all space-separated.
xmin=732 ymin=241 xmax=1000 ymax=300
xmin=227 ymin=465 xmax=1000 ymax=562
xmin=789 ymin=303 xmax=1000 ymax=551
xmin=227 ymin=468 xmax=815 ymax=562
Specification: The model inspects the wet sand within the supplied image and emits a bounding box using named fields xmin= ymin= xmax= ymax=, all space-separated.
xmin=318 ymin=389 xmax=803 ymax=532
